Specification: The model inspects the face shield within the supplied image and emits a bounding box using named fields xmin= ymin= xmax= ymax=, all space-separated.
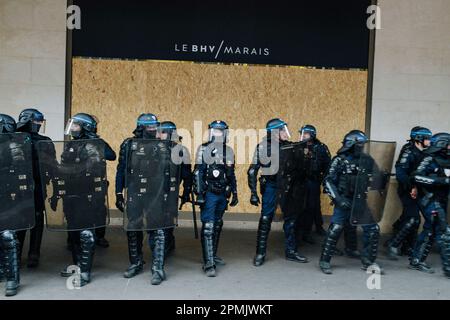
xmin=64 ymin=118 xmax=82 ymax=138
xmin=353 ymin=141 xmax=367 ymax=156
xmin=300 ymin=129 xmax=311 ymax=142
xmin=142 ymin=124 xmax=158 ymax=139
xmin=278 ymin=125 xmax=291 ymax=141
xmin=31 ymin=119 xmax=46 ymax=134
xmin=208 ymin=128 xmax=228 ymax=143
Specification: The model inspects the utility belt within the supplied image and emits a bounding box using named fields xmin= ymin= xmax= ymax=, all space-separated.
xmin=207 ymin=181 xmax=230 ymax=196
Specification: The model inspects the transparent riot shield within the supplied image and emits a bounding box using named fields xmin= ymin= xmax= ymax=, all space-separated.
xmin=124 ymin=139 xmax=180 ymax=231
xmin=37 ymin=139 xmax=110 ymax=231
xmin=350 ymin=141 xmax=396 ymax=225
xmin=0 ymin=133 xmax=35 ymax=232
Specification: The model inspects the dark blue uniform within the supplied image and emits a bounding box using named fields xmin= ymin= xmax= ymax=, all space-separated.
xmin=116 ymin=135 xmax=192 ymax=281
xmin=297 ymin=139 xmax=331 ymax=239
xmin=387 ymin=142 xmax=425 ymax=257
xmin=410 ymin=153 xmax=450 ymax=276
xmin=194 ymin=140 xmax=237 ymax=274
xmin=16 ymin=131 xmax=52 ymax=266
xmin=248 ymin=137 xmax=308 ymax=266
xmin=321 ymin=150 xmax=381 ymax=273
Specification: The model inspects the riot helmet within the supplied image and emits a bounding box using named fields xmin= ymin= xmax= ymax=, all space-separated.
xmin=266 ymin=118 xmax=290 ymax=141
xmin=17 ymin=108 xmax=46 ymax=133
xmin=0 ymin=114 xmax=17 ymax=133
xmin=65 ymin=113 xmax=98 ymax=139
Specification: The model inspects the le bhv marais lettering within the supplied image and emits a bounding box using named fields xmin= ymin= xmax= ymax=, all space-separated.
xmin=174 ymin=41 xmax=270 ymax=59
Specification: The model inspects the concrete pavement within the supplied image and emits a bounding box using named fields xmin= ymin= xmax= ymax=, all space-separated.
xmin=4 ymin=225 xmax=450 ymax=300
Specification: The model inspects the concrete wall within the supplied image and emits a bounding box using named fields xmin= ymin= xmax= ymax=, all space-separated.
xmin=0 ymin=0 xmax=67 ymax=140
xmin=371 ymin=0 xmax=450 ymax=149
xmin=372 ymin=0 xmax=450 ymax=231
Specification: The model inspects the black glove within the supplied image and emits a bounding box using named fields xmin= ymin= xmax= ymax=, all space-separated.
xmin=115 ymin=193 xmax=125 ymax=212
xmin=230 ymin=192 xmax=239 ymax=207
xmin=49 ymin=195 xmax=59 ymax=211
xmin=250 ymin=192 xmax=260 ymax=206
xmin=196 ymin=193 xmax=206 ymax=205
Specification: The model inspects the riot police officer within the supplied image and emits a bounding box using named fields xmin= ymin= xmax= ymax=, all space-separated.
xmin=15 ymin=108 xmax=50 ymax=268
xmin=0 ymin=114 xmax=22 ymax=296
xmin=193 ymin=120 xmax=238 ymax=277
xmin=116 ymin=114 xmax=160 ymax=280
xmin=248 ymin=118 xmax=308 ymax=267
xmin=296 ymin=125 xmax=331 ymax=244
xmin=155 ymin=121 xmax=193 ymax=257
xmin=60 ymin=113 xmax=116 ymax=286
xmin=386 ymin=127 xmax=432 ymax=260
xmin=144 ymin=120 xmax=192 ymax=285
xmin=409 ymin=133 xmax=450 ymax=278
xmin=320 ymin=130 xmax=382 ymax=274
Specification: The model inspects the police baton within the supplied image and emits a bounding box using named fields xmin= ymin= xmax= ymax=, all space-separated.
xmin=179 ymin=192 xmax=199 ymax=239
xmin=191 ymin=190 xmax=199 ymax=239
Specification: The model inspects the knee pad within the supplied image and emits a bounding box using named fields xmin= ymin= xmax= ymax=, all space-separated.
xmin=261 ymin=215 xmax=272 ymax=224
xmin=0 ymin=231 xmax=17 ymax=250
xmin=283 ymin=220 xmax=296 ymax=232
xmin=156 ymin=229 xmax=165 ymax=240
xmin=441 ymin=226 xmax=450 ymax=242
xmin=203 ymin=222 xmax=214 ymax=236
xmin=329 ymin=223 xmax=344 ymax=239
xmin=80 ymin=230 xmax=95 ymax=245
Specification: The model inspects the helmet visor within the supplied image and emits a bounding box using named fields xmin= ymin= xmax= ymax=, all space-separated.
xmin=64 ymin=118 xmax=82 ymax=136
xmin=208 ymin=128 xmax=227 ymax=142
xmin=279 ymin=125 xmax=291 ymax=140
xmin=300 ymin=129 xmax=312 ymax=142
xmin=33 ymin=119 xmax=46 ymax=134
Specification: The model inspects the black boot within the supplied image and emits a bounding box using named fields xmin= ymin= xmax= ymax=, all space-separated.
xmin=151 ymin=230 xmax=166 ymax=285
xmin=213 ymin=219 xmax=225 ymax=266
xmin=438 ymin=227 xmax=450 ymax=278
xmin=201 ymin=222 xmax=216 ymax=277
xmin=402 ymin=221 xmax=419 ymax=257
xmin=387 ymin=217 xmax=419 ymax=260
xmin=284 ymin=220 xmax=308 ymax=263
xmin=409 ymin=231 xmax=435 ymax=274
xmin=27 ymin=211 xmax=44 ymax=268
xmin=0 ymin=248 xmax=5 ymax=283
xmin=164 ymin=228 xmax=175 ymax=256
xmin=124 ymin=231 xmax=145 ymax=278
xmin=319 ymin=224 xmax=344 ymax=275
xmin=344 ymin=223 xmax=360 ymax=258
xmin=1 ymin=231 xmax=20 ymax=297
xmin=253 ymin=216 xmax=272 ymax=267
xmin=361 ymin=225 xmax=383 ymax=273
xmin=78 ymin=230 xmax=95 ymax=287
